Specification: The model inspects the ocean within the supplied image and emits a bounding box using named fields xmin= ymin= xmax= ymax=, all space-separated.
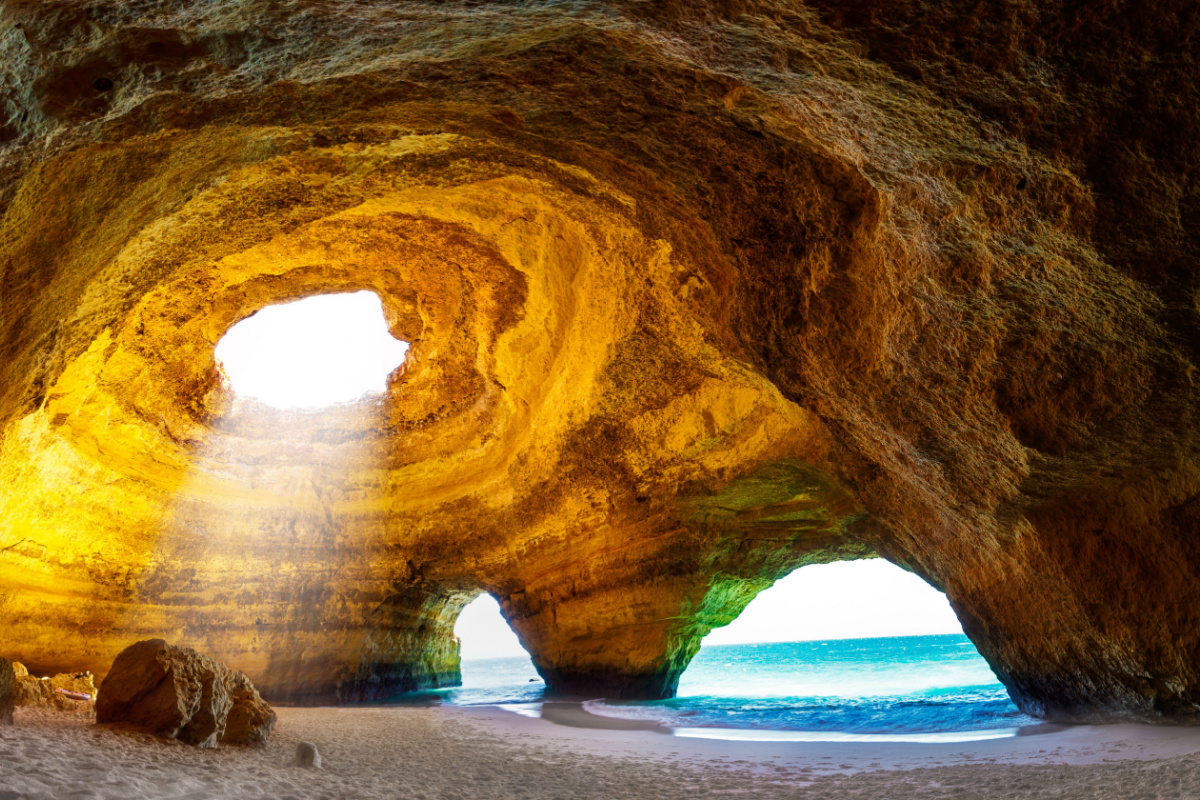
xmin=435 ymin=633 xmax=1041 ymax=741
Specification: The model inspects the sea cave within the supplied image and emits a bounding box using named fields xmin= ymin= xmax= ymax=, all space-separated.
xmin=2 ymin=0 xmax=1200 ymax=797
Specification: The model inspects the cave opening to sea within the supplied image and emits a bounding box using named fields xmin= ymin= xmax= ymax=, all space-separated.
xmin=438 ymin=562 xmax=1036 ymax=741
xmin=452 ymin=594 xmax=543 ymax=704
xmin=214 ymin=290 xmax=409 ymax=408
xmin=580 ymin=560 xmax=1041 ymax=741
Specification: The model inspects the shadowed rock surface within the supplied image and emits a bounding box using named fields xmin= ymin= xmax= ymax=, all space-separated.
xmin=223 ymin=671 xmax=278 ymax=747
xmin=0 ymin=658 xmax=13 ymax=725
xmin=95 ymin=640 xmax=275 ymax=747
xmin=0 ymin=0 xmax=1197 ymax=721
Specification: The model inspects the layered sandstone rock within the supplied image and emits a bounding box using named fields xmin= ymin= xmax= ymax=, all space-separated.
xmin=0 ymin=658 xmax=14 ymax=725
xmin=95 ymin=640 xmax=275 ymax=747
xmin=0 ymin=0 xmax=1197 ymax=721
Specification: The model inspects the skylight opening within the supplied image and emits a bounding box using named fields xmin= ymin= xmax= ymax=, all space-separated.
xmin=214 ymin=291 xmax=409 ymax=409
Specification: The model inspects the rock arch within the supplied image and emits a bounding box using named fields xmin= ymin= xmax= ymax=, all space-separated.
xmin=0 ymin=0 xmax=1198 ymax=723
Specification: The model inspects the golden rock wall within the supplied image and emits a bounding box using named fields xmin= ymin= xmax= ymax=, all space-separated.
xmin=0 ymin=0 xmax=1197 ymax=718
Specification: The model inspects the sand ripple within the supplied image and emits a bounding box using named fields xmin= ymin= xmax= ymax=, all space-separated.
xmin=2 ymin=706 xmax=1199 ymax=799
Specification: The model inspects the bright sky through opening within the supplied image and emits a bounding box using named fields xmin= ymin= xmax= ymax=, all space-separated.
xmin=703 ymin=559 xmax=963 ymax=645
xmin=215 ymin=291 xmax=409 ymax=408
xmin=455 ymin=594 xmax=529 ymax=660
xmin=454 ymin=559 xmax=963 ymax=660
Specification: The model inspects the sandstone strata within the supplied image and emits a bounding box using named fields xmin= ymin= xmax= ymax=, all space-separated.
xmin=0 ymin=658 xmax=14 ymax=725
xmin=95 ymin=640 xmax=275 ymax=747
xmin=0 ymin=0 xmax=1197 ymax=721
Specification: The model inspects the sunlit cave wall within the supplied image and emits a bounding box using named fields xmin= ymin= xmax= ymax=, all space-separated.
xmin=0 ymin=0 xmax=1199 ymax=719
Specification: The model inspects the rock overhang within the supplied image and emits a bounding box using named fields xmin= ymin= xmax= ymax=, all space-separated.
xmin=0 ymin=0 xmax=1196 ymax=719
xmin=0 ymin=117 xmax=854 ymax=700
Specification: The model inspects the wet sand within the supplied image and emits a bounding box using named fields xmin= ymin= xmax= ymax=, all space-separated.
xmin=3 ymin=703 xmax=1200 ymax=798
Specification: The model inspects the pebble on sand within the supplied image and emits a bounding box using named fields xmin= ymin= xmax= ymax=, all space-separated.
xmin=295 ymin=741 xmax=321 ymax=769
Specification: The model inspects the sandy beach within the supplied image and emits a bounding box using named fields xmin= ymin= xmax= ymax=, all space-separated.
xmin=3 ymin=703 xmax=1200 ymax=799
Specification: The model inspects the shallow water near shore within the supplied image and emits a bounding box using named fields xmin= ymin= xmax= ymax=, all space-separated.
xmin=390 ymin=633 xmax=1041 ymax=742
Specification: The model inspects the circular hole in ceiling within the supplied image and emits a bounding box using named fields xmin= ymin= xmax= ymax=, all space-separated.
xmin=214 ymin=290 xmax=409 ymax=409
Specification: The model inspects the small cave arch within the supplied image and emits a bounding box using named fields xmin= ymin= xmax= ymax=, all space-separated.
xmin=453 ymin=593 xmax=542 ymax=698
xmin=697 ymin=558 xmax=966 ymax=650
xmin=454 ymin=592 xmax=532 ymax=662
xmin=336 ymin=583 xmax=539 ymax=704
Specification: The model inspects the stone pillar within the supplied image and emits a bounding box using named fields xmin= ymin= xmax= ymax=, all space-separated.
xmin=333 ymin=584 xmax=477 ymax=703
xmin=496 ymin=464 xmax=872 ymax=700
xmin=500 ymin=572 xmax=758 ymax=700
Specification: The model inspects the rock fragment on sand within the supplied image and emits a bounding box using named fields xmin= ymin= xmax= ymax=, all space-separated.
xmin=295 ymin=741 xmax=322 ymax=769
xmin=0 ymin=657 xmax=14 ymax=725
xmin=96 ymin=639 xmax=276 ymax=748
xmin=50 ymin=671 xmax=95 ymax=696
xmin=13 ymin=667 xmax=96 ymax=712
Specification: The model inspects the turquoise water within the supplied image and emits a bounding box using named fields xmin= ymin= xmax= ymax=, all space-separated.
xmin=446 ymin=634 xmax=1039 ymax=736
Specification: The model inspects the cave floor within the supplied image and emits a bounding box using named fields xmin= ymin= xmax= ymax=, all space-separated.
xmin=3 ymin=705 xmax=1200 ymax=799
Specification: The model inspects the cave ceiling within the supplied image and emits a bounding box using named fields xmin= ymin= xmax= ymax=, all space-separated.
xmin=1 ymin=0 xmax=1199 ymax=721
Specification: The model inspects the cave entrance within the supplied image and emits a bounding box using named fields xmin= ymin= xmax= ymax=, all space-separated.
xmin=214 ymin=290 xmax=409 ymax=408
xmin=452 ymin=594 xmax=542 ymax=701
xmin=602 ymin=559 xmax=1032 ymax=738
xmin=671 ymin=559 xmax=1025 ymax=735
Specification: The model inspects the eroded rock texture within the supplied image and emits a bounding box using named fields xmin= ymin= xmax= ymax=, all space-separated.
xmin=0 ymin=658 xmax=14 ymax=725
xmin=0 ymin=0 xmax=1197 ymax=720
xmin=95 ymin=640 xmax=275 ymax=747
xmin=12 ymin=665 xmax=96 ymax=713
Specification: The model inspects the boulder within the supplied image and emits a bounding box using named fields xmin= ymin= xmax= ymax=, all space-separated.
xmin=0 ymin=658 xmax=14 ymax=725
xmin=222 ymin=672 xmax=277 ymax=746
xmin=16 ymin=676 xmax=73 ymax=710
xmin=15 ymin=676 xmax=49 ymax=706
xmin=96 ymin=640 xmax=274 ymax=748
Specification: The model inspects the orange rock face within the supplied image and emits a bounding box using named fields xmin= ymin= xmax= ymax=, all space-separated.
xmin=0 ymin=0 xmax=1197 ymax=720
